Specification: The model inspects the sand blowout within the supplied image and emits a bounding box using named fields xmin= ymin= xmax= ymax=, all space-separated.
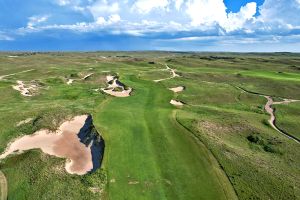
xmin=0 ymin=115 xmax=104 ymax=175
xmin=12 ymin=80 xmax=40 ymax=97
xmin=101 ymin=75 xmax=132 ymax=97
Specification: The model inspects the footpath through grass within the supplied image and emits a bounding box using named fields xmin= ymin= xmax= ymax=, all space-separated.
xmin=94 ymin=75 xmax=237 ymax=200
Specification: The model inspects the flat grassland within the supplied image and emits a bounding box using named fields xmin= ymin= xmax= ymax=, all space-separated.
xmin=0 ymin=52 xmax=299 ymax=199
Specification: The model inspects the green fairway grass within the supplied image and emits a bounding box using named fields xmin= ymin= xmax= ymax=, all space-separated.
xmin=95 ymin=75 xmax=236 ymax=199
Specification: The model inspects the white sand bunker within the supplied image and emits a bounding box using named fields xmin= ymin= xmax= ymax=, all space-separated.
xmin=0 ymin=115 xmax=93 ymax=175
xmin=12 ymin=80 xmax=40 ymax=97
xmin=170 ymin=100 xmax=184 ymax=106
xmin=101 ymin=75 xmax=132 ymax=97
xmin=169 ymin=86 xmax=185 ymax=93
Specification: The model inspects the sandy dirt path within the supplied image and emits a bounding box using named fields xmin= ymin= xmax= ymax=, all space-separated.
xmin=235 ymin=86 xmax=300 ymax=143
xmin=264 ymin=96 xmax=300 ymax=143
xmin=0 ymin=69 xmax=35 ymax=80
xmin=154 ymin=64 xmax=180 ymax=82
xmin=0 ymin=170 xmax=7 ymax=200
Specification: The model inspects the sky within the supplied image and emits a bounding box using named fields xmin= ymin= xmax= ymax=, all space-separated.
xmin=0 ymin=0 xmax=300 ymax=52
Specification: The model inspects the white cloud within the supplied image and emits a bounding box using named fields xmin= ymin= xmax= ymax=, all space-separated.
xmin=223 ymin=2 xmax=257 ymax=32
xmin=258 ymin=0 xmax=300 ymax=28
xmin=0 ymin=32 xmax=14 ymax=41
xmin=186 ymin=0 xmax=227 ymax=26
xmin=88 ymin=0 xmax=119 ymax=20
xmin=132 ymin=0 xmax=170 ymax=14
xmin=27 ymin=15 xmax=49 ymax=28
xmin=57 ymin=0 xmax=71 ymax=6
xmin=185 ymin=0 xmax=256 ymax=32
xmin=174 ymin=0 xmax=184 ymax=10
xmin=96 ymin=14 xmax=121 ymax=25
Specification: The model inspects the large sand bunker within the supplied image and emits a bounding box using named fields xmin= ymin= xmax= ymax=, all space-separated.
xmin=0 ymin=115 xmax=104 ymax=175
xmin=12 ymin=80 xmax=40 ymax=97
xmin=101 ymin=75 xmax=132 ymax=97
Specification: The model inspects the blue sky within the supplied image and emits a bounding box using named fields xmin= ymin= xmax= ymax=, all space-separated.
xmin=0 ymin=0 xmax=300 ymax=52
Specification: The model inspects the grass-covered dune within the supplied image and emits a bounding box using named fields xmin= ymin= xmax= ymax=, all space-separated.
xmin=0 ymin=52 xmax=299 ymax=199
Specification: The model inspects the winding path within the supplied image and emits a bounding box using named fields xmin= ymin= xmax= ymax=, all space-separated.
xmin=236 ymin=86 xmax=300 ymax=144
xmin=264 ymin=96 xmax=300 ymax=143
xmin=0 ymin=69 xmax=35 ymax=80
xmin=0 ymin=170 xmax=7 ymax=200
xmin=154 ymin=64 xmax=180 ymax=82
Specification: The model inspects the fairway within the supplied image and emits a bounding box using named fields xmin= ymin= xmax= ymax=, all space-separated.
xmin=95 ymin=75 xmax=236 ymax=199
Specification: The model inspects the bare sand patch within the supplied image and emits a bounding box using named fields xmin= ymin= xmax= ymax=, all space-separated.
xmin=0 ymin=115 xmax=95 ymax=175
xmin=67 ymin=79 xmax=74 ymax=85
xmin=16 ymin=118 xmax=33 ymax=127
xmin=169 ymin=86 xmax=185 ymax=93
xmin=12 ymin=80 xmax=40 ymax=97
xmin=101 ymin=75 xmax=132 ymax=97
xmin=82 ymin=73 xmax=94 ymax=80
xmin=170 ymin=100 xmax=184 ymax=106
xmin=66 ymin=73 xmax=94 ymax=85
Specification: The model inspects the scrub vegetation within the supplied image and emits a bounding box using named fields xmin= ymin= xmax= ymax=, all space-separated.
xmin=0 ymin=52 xmax=299 ymax=199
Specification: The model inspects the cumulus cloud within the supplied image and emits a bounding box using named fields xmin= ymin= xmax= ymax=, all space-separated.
xmin=88 ymin=0 xmax=119 ymax=20
xmin=174 ymin=0 xmax=184 ymax=10
xmin=132 ymin=0 xmax=170 ymax=14
xmin=186 ymin=0 xmax=227 ymax=27
xmin=10 ymin=0 xmax=300 ymax=42
xmin=224 ymin=2 xmax=257 ymax=32
xmin=185 ymin=0 xmax=257 ymax=32
xmin=258 ymin=0 xmax=300 ymax=28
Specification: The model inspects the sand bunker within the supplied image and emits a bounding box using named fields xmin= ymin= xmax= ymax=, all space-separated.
xmin=154 ymin=64 xmax=180 ymax=82
xmin=0 ymin=115 xmax=104 ymax=175
xmin=12 ymin=80 xmax=40 ymax=97
xmin=169 ymin=86 xmax=185 ymax=93
xmin=101 ymin=75 xmax=132 ymax=97
xmin=170 ymin=100 xmax=184 ymax=106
